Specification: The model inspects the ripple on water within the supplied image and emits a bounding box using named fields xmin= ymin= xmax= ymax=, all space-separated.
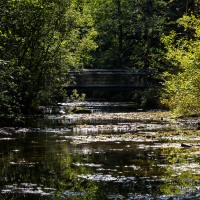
xmin=170 ymin=163 xmax=200 ymax=174
xmin=0 ymin=138 xmax=15 ymax=141
xmin=72 ymin=162 xmax=102 ymax=167
xmin=1 ymin=184 xmax=55 ymax=196
xmin=63 ymin=190 xmax=85 ymax=197
xmin=78 ymin=174 xmax=136 ymax=183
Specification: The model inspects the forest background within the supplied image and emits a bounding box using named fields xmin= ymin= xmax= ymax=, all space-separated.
xmin=0 ymin=0 xmax=200 ymax=123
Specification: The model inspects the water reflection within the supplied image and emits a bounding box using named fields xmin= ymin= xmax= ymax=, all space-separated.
xmin=0 ymin=132 xmax=98 ymax=199
xmin=160 ymin=147 xmax=200 ymax=197
xmin=0 ymin=111 xmax=200 ymax=199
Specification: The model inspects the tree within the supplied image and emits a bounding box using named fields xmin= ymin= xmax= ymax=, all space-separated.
xmin=0 ymin=0 xmax=97 ymax=121
xmin=161 ymin=15 xmax=200 ymax=116
xmin=88 ymin=0 xmax=173 ymax=71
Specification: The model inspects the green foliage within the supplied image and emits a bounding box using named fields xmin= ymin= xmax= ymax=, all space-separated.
xmin=0 ymin=0 xmax=198 ymax=120
xmin=161 ymin=15 xmax=200 ymax=116
xmin=88 ymin=0 xmax=181 ymax=71
xmin=0 ymin=0 xmax=97 ymax=121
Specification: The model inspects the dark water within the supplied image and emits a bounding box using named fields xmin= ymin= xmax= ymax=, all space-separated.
xmin=0 ymin=105 xmax=200 ymax=199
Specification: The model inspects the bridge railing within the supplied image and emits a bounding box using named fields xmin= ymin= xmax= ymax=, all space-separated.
xmin=69 ymin=69 xmax=149 ymax=88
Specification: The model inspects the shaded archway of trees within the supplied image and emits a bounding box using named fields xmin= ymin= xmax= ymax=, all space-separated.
xmin=0 ymin=0 xmax=199 ymax=121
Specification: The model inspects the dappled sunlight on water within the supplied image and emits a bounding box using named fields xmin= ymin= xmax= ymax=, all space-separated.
xmin=0 ymin=107 xmax=200 ymax=199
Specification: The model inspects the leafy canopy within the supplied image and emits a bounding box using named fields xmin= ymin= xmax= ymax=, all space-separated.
xmin=0 ymin=0 xmax=97 ymax=121
xmin=161 ymin=15 xmax=200 ymax=116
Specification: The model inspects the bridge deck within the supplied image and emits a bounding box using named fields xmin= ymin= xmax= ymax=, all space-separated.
xmin=69 ymin=69 xmax=148 ymax=86
xmin=67 ymin=69 xmax=149 ymax=100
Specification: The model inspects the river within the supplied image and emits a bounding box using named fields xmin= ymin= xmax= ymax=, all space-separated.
xmin=0 ymin=102 xmax=200 ymax=199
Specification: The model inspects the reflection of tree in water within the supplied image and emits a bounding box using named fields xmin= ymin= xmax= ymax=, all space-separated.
xmin=160 ymin=147 xmax=200 ymax=196
xmin=0 ymin=136 xmax=98 ymax=200
xmin=45 ymin=145 xmax=98 ymax=199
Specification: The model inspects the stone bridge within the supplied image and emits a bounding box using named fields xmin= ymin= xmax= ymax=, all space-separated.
xmin=67 ymin=69 xmax=149 ymax=101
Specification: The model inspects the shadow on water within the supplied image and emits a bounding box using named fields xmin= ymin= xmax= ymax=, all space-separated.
xmin=0 ymin=102 xmax=200 ymax=199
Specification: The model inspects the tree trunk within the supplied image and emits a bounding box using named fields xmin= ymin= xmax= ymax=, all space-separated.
xmin=116 ymin=0 xmax=123 ymax=68
xmin=186 ymin=0 xmax=195 ymax=14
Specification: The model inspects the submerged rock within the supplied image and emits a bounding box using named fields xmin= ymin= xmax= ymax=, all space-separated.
xmin=181 ymin=143 xmax=192 ymax=148
xmin=181 ymin=143 xmax=200 ymax=148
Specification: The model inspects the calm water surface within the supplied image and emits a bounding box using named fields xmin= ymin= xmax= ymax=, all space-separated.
xmin=0 ymin=104 xmax=200 ymax=199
